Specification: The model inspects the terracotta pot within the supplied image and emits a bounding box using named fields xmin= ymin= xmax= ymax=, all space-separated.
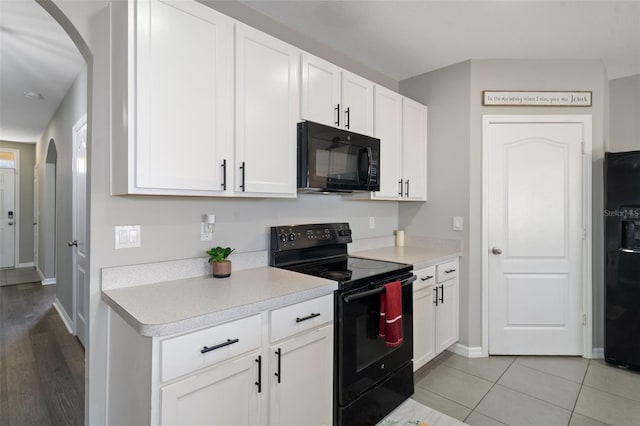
xmin=211 ymin=260 xmax=232 ymax=278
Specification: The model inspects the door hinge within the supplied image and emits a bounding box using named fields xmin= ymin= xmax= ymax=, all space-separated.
xmin=581 ymin=141 xmax=586 ymax=155
xmin=582 ymin=228 xmax=587 ymax=240
xmin=582 ymin=313 xmax=587 ymax=326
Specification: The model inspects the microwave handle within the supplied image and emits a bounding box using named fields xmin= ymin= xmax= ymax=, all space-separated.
xmin=362 ymin=146 xmax=373 ymax=187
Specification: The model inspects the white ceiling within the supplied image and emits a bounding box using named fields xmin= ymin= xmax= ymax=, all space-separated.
xmin=0 ymin=0 xmax=85 ymax=143
xmin=241 ymin=0 xmax=640 ymax=82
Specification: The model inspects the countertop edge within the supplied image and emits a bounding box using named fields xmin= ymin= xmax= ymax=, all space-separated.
xmin=102 ymin=282 xmax=338 ymax=337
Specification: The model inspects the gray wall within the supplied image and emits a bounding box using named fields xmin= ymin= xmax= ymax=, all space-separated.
xmin=398 ymin=61 xmax=471 ymax=343
xmin=36 ymin=67 xmax=87 ymax=317
xmin=400 ymin=59 xmax=608 ymax=350
xmin=0 ymin=140 xmax=36 ymax=265
xmin=609 ymin=74 xmax=640 ymax=152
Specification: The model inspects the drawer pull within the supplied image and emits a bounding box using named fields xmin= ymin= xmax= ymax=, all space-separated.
xmin=439 ymin=284 xmax=444 ymax=304
xmin=275 ymin=348 xmax=282 ymax=383
xmin=433 ymin=287 xmax=438 ymax=306
xmin=255 ymin=356 xmax=262 ymax=393
xmin=445 ymin=269 xmax=456 ymax=274
xmin=420 ymin=275 xmax=434 ymax=281
xmin=200 ymin=338 xmax=239 ymax=354
xmin=296 ymin=312 xmax=320 ymax=323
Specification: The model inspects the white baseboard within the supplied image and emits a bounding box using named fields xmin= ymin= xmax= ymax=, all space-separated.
xmin=592 ymin=347 xmax=604 ymax=359
xmin=448 ymin=343 xmax=485 ymax=358
xmin=17 ymin=262 xmax=35 ymax=268
xmin=53 ymin=298 xmax=75 ymax=335
xmin=37 ymin=267 xmax=56 ymax=285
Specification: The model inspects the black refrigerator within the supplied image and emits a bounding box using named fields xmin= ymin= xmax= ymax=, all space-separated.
xmin=604 ymin=151 xmax=640 ymax=370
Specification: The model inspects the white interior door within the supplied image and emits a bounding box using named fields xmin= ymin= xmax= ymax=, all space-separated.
xmin=33 ymin=165 xmax=38 ymax=269
xmin=487 ymin=120 xmax=584 ymax=355
xmin=0 ymin=168 xmax=16 ymax=268
xmin=72 ymin=116 xmax=88 ymax=346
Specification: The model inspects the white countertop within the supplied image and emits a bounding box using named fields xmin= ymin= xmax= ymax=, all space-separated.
xmin=353 ymin=244 xmax=461 ymax=270
xmin=102 ymin=266 xmax=337 ymax=337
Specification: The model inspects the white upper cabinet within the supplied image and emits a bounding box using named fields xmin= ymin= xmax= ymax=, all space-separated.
xmin=123 ymin=0 xmax=234 ymax=195
xmin=235 ymin=24 xmax=299 ymax=197
xmin=341 ymin=70 xmax=374 ymax=136
xmin=401 ymin=97 xmax=428 ymax=201
xmin=300 ymin=54 xmax=341 ymax=128
xmin=372 ymin=86 xmax=403 ymax=199
xmin=300 ymin=53 xmax=374 ymax=136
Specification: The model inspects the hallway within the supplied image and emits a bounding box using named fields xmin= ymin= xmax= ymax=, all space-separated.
xmin=0 ymin=281 xmax=84 ymax=426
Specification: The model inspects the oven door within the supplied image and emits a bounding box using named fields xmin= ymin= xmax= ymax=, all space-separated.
xmin=336 ymin=273 xmax=415 ymax=405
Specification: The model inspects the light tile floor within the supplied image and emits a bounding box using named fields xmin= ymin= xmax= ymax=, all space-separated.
xmin=413 ymin=352 xmax=640 ymax=426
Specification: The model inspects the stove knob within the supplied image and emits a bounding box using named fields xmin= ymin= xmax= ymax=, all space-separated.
xmin=280 ymin=234 xmax=287 ymax=243
xmin=288 ymin=233 xmax=296 ymax=241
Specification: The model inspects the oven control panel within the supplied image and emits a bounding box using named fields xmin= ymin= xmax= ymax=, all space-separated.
xmin=270 ymin=223 xmax=352 ymax=251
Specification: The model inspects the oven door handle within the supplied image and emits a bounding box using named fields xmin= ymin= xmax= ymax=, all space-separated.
xmin=344 ymin=275 xmax=416 ymax=303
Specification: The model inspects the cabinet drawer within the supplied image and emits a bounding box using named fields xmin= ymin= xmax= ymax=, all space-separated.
xmin=413 ymin=266 xmax=436 ymax=291
xmin=437 ymin=259 xmax=459 ymax=283
xmin=160 ymin=314 xmax=262 ymax=382
xmin=270 ymin=294 xmax=333 ymax=342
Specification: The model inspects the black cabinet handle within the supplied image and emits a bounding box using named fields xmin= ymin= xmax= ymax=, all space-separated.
xmin=405 ymin=179 xmax=410 ymax=197
xmin=421 ymin=275 xmax=434 ymax=281
xmin=345 ymin=107 xmax=350 ymax=129
xmin=398 ymin=179 xmax=404 ymax=197
xmin=239 ymin=161 xmax=246 ymax=192
xmin=445 ymin=269 xmax=456 ymax=274
xmin=296 ymin=312 xmax=320 ymax=323
xmin=335 ymin=104 xmax=340 ymax=127
xmin=274 ymin=348 xmax=282 ymax=383
xmin=221 ymin=159 xmax=227 ymax=190
xmin=255 ymin=356 xmax=262 ymax=393
xmin=433 ymin=287 xmax=438 ymax=306
xmin=201 ymin=338 xmax=239 ymax=354
xmin=439 ymin=284 xmax=444 ymax=304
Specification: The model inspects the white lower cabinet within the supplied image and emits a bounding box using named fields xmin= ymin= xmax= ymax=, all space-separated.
xmin=413 ymin=258 xmax=459 ymax=371
xmin=269 ymin=324 xmax=333 ymax=426
xmin=160 ymin=350 xmax=263 ymax=426
xmin=106 ymin=294 xmax=333 ymax=426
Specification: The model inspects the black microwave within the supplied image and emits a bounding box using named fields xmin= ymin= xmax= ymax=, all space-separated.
xmin=297 ymin=121 xmax=380 ymax=193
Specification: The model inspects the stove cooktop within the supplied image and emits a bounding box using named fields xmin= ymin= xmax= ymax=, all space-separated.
xmin=281 ymin=255 xmax=412 ymax=289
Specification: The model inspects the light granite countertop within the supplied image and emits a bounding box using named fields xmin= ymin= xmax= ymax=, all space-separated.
xmin=353 ymin=242 xmax=462 ymax=271
xmin=102 ymin=237 xmax=461 ymax=338
xmin=102 ymin=266 xmax=337 ymax=337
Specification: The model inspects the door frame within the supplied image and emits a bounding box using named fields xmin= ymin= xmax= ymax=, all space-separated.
xmin=0 ymin=147 xmax=20 ymax=269
xmin=481 ymin=114 xmax=593 ymax=358
xmin=71 ymin=114 xmax=87 ymax=341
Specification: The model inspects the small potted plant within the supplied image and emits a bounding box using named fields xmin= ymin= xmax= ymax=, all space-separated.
xmin=206 ymin=246 xmax=235 ymax=278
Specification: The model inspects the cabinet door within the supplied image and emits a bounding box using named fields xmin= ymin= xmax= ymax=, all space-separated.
xmin=160 ymin=351 xmax=264 ymax=426
xmin=413 ymin=284 xmax=436 ymax=371
xmin=269 ymin=324 xmax=333 ymax=426
xmin=401 ymin=97 xmax=427 ymax=201
xmin=341 ymin=70 xmax=374 ymax=136
xmin=435 ymin=276 xmax=459 ymax=354
xmin=413 ymin=266 xmax=436 ymax=370
xmin=235 ymin=24 xmax=299 ymax=197
xmin=300 ymin=53 xmax=341 ymax=127
xmin=134 ymin=0 xmax=233 ymax=194
xmin=372 ymin=86 xmax=403 ymax=199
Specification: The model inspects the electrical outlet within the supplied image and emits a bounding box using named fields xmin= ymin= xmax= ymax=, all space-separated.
xmin=369 ymin=216 xmax=375 ymax=229
xmin=201 ymin=222 xmax=213 ymax=241
xmin=115 ymin=225 xmax=141 ymax=249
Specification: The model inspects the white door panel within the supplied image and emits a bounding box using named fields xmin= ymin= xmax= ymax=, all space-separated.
xmin=73 ymin=116 xmax=88 ymax=347
xmin=488 ymin=121 xmax=583 ymax=355
xmin=0 ymin=169 xmax=15 ymax=268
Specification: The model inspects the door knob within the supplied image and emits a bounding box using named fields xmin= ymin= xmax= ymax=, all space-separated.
xmin=8 ymin=222 xmax=13 ymax=226
xmin=68 ymin=240 xmax=78 ymax=247
xmin=492 ymin=247 xmax=503 ymax=255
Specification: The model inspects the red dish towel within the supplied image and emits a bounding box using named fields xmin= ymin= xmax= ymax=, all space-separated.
xmin=378 ymin=281 xmax=403 ymax=347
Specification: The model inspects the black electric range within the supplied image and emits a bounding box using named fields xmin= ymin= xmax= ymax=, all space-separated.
xmin=269 ymin=223 xmax=415 ymax=426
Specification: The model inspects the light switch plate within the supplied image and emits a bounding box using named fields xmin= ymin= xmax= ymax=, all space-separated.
xmin=201 ymin=223 xmax=213 ymax=241
xmin=115 ymin=225 xmax=141 ymax=248
xmin=452 ymin=216 xmax=463 ymax=231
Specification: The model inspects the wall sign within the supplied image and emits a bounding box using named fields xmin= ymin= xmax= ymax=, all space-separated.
xmin=482 ymin=91 xmax=592 ymax=107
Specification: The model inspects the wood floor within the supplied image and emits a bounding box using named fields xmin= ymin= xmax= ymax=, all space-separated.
xmin=0 ymin=282 xmax=85 ymax=426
